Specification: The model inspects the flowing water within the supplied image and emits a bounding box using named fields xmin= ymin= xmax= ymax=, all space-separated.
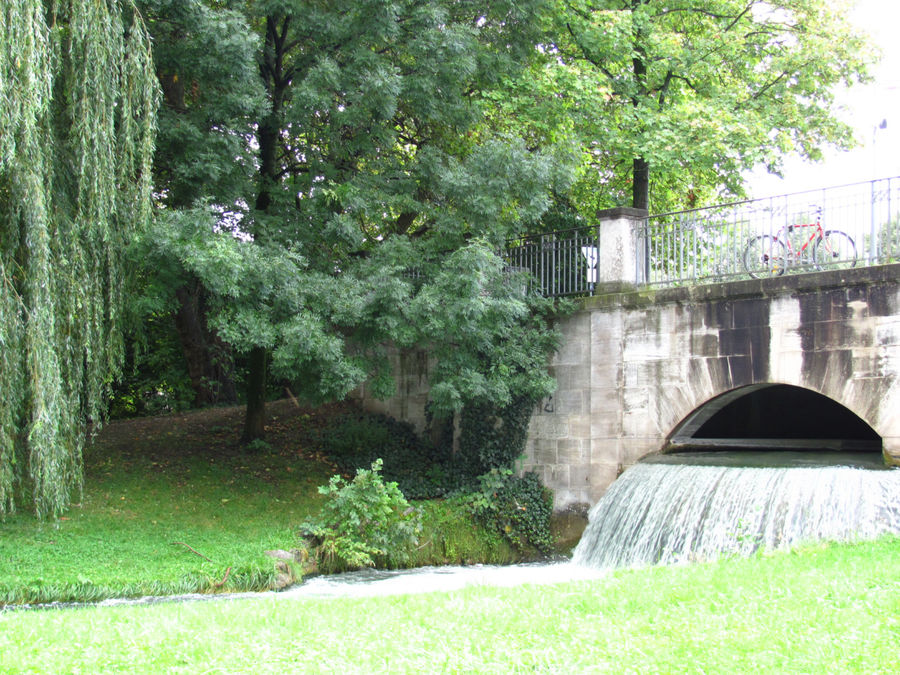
xmin=573 ymin=451 xmax=900 ymax=569
xmin=282 ymin=561 xmax=606 ymax=599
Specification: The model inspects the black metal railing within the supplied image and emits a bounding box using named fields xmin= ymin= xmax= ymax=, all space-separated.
xmin=503 ymin=226 xmax=599 ymax=298
xmin=502 ymin=177 xmax=900 ymax=296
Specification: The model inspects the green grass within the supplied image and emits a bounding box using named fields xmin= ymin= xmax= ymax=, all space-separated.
xmin=0 ymin=402 xmax=520 ymax=605
xmin=0 ymin=410 xmax=329 ymax=603
xmin=1 ymin=537 xmax=898 ymax=673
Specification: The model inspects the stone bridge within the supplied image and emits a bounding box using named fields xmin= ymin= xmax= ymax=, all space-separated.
xmin=528 ymin=261 xmax=900 ymax=510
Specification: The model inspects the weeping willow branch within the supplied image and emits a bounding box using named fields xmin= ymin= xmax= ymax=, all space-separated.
xmin=0 ymin=0 xmax=159 ymax=518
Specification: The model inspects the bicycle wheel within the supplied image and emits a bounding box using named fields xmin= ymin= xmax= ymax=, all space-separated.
xmin=743 ymin=235 xmax=786 ymax=278
xmin=813 ymin=230 xmax=857 ymax=270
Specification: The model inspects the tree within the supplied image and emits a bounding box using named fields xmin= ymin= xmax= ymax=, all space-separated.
xmin=139 ymin=0 xmax=569 ymax=443
xmin=510 ymin=0 xmax=874 ymax=212
xmin=0 ymin=0 xmax=158 ymax=517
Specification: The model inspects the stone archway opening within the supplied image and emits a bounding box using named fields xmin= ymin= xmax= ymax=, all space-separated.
xmin=665 ymin=384 xmax=882 ymax=462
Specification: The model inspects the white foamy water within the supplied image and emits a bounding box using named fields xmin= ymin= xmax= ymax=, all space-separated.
xmin=283 ymin=562 xmax=606 ymax=599
xmin=573 ymin=459 xmax=900 ymax=570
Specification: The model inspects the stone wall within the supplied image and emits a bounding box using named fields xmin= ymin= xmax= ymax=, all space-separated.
xmin=351 ymin=265 xmax=900 ymax=513
xmin=351 ymin=348 xmax=433 ymax=435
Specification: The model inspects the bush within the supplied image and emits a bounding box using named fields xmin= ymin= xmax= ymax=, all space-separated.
xmin=316 ymin=410 xmax=460 ymax=498
xmin=468 ymin=469 xmax=554 ymax=554
xmin=300 ymin=460 xmax=422 ymax=572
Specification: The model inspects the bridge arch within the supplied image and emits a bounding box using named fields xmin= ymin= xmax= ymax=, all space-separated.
xmin=663 ymin=383 xmax=882 ymax=456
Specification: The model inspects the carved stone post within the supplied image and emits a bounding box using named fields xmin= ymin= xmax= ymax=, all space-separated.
xmin=596 ymin=207 xmax=649 ymax=289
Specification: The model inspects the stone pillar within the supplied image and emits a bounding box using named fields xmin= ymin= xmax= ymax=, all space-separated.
xmin=596 ymin=207 xmax=649 ymax=289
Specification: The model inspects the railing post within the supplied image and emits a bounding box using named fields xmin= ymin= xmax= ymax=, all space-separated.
xmin=596 ymin=207 xmax=649 ymax=289
xmin=870 ymin=178 xmax=878 ymax=263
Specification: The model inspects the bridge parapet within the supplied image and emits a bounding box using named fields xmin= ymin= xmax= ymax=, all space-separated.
xmin=505 ymin=176 xmax=900 ymax=295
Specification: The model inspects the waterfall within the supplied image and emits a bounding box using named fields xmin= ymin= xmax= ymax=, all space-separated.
xmin=572 ymin=455 xmax=900 ymax=569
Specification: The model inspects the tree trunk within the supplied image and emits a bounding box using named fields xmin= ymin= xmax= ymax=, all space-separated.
xmin=242 ymin=346 xmax=268 ymax=443
xmin=630 ymin=0 xmax=650 ymax=211
xmin=240 ymin=14 xmax=290 ymax=444
xmin=632 ymin=156 xmax=650 ymax=210
xmin=173 ymin=282 xmax=237 ymax=407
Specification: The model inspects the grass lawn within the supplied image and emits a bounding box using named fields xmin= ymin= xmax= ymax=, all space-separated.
xmin=0 ymin=401 xmax=516 ymax=605
xmin=1 ymin=537 xmax=898 ymax=673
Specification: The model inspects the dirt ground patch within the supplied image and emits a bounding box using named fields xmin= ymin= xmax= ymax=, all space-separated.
xmin=89 ymin=399 xmax=354 ymax=465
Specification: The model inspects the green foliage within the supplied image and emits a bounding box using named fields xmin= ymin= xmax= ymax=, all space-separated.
xmin=408 ymin=244 xmax=562 ymax=417
xmin=0 ymin=0 xmax=159 ymax=517
xmin=135 ymin=0 xmax=571 ymax=444
xmin=408 ymin=497 xmax=520 ymax=566
xmin=109 ymin=312 xmax=196 ymax=418
xmin=468 ymin=469 xmax=554 ymax=554
xmin=316 ymin=410 xmax=458 ymax=499
xmin=458 ymin=396 xmax=537 ymax=477
xmin=872 ymin=215 xmax=900 ymax=262
xmin=301 ymin=460 xmax=422 ymax=572
xmin=0 ymin=403 xmax=544 ymax=607
xmin=501 ymin=0 xmax=875 ymax=212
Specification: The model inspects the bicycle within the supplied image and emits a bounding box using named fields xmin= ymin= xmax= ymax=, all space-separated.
xmin=742 ymin=207 xmax=857 ymax=278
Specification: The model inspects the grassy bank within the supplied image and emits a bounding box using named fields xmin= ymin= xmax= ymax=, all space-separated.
xmin=1 ymin=537 xmax=898 ymax=673
xmin=0 ymin=402 xmax=517 ymax=606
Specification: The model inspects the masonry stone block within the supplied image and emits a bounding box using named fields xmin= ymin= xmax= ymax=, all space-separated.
xmin=772 ymin=352 xmax=804 ymax=387
xmin=622 ymin=386 xmax=649 ymax=412
xmin=558 ymin=439 xmax=590 ymax=464
xmin=532 ymin=439 xmax=559 ymax=465
xmin=555 ymin=390 xmax=586 ymax=415
xmin=552 ymin=488 xmax=585 ymax=511
xmin=543 ymin=464 xmax=571 ymax=489
xmin=621 ymin=440 xmax=658 ymax=465
xmin=569 ymin=464 xmax=594 ymax=489
xmin=568 ymin=415 xmax=592 ymax=441
xmin=851 ymin=349 xmax=880 ymax=379
xmin=554 ymin=364 xmax=591 ymax=391
xmin=590 ymin=415 xmax=621 ymax=442
xmin=622 ymin=410 xmax=653 ymax=439
xmin=691 ymin=332 xmax=719 ymax=357
xmin=588 ymin=437 xmax=621 ymax=465
xmin=589 ymin=387 xmax=621 ymax=416
xmin=875 ymin=317 xmax=900 ymax=347
xmin=719 ymin=327 xmax=752 ymax=356
xmin=555 ymin=321 xmax=591 ymax=365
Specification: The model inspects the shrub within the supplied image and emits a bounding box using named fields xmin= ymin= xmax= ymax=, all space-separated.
xmin=300 ymin=459 xmax=422 ymax=572
xmin=468 ymin=469 xmax=554 ymax=554
xmin=316 ymin=410 xmax=459 ymax=498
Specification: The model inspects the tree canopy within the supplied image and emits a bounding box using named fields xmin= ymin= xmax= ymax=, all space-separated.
xmin=498 ymin=0 xmax=874 ymax=212
xmin=133 ymin=0 xmax=873 ymax=443
xmin=135 ymin=0 xmax=570 ymax=443
xmin=0 ymin=0 xmax=158 ymax=517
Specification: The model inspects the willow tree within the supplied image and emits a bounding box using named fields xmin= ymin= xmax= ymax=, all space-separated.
xmin=0 ymin=1 xmax=158 ymax=517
